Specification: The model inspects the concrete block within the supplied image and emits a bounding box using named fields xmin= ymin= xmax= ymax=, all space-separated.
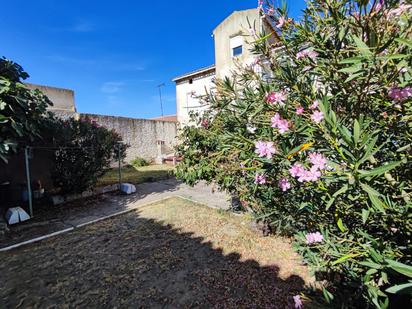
xmin=5 ymin=207 xmax=30 ymax=225
xmin=120 ymin=183 xmax=136 ymax=195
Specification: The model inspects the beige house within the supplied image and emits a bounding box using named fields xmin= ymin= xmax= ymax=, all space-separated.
xmin=173 ymin=8 xmax=275 ymax=126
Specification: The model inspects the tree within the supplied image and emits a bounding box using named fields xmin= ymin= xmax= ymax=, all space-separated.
xmin=0 ymin=57 xmax=53 ymax=162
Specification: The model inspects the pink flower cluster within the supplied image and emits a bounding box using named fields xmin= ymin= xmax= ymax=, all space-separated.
xmin=388 ymin=2 xmax=412 ymax=17
xmin=296 ymin=49 xmax=319 ymax=60
xmin=201 ymin=119 xmax=209 ymax=128
xmin=278 ymin=178 xmax=291 ymax=192
xmin=305 ymin=232 xmax=324 ymax=244
xmin=271 ymin=113 xmax=290 ymax=134
xmin=289 ymin=152 xmax=327 ymax=182
xmin=311 ymin=111 xmax=324 ymax=123
xmin=296 ymin=106 xmax=305 ymax=115
xmin=254 ymin=173 xmax=267 ymax=185
xmin=255 ymin=141 xmax=277 ymax=159
xmin=293 ymin=295 xmax=303 ymax=309
xmin=388 ymin=86 xmax=412 ymax=102
xmin=266 ymin=90 xmax=287 ymax=106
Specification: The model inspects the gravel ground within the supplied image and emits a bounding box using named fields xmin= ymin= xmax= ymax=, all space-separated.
xmin=0 ymin=197 xmax=313 ymax=308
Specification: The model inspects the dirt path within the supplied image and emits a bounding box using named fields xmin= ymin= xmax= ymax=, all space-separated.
xmin=1 ymin=179 xmax=230 ymax=248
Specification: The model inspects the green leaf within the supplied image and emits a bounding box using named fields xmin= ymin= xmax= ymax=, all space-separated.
xmin=332 ymin=253 xmax=361 ymax=265
xmin=338 ymin=65 xmax=362 ymax=73
xmin=368 ymin=193 xmax=387 ymax=213
xmin=385 ymin=282 xmax=412 ymax=294
xmin=386 ymin=260 xmax=412 ymax=278
xmin=360 ymin=182 xmax=382 ymax=196
xmin=353 ymin=120 xmax=360 ymax=145
xmin=322 ymin=288 xmax=334 ymax=303
xmin=337 ymin=218 xmax=345 ymax=232
xmin=377 ymin=54 xmax=409 ymax=61
xmin=359 ymin=260 xmax=382 ymax=269
xmin=326 ymin=184 xmax=348 ymax=210
xmin=362 ymin=209 xmax=370 ymax=224
xmin=353 ymin=35 xmax=372 ymax=56
xmin=357 ymin=135 xmax=379 ymax=166
xmin=359 ymin=161 xmax=403 ymax=178
xmin=345 ymin=72 xmax=363 ymax=83
xmin=339 ymin=56 xmax=364 ymax=64
xmin=395 ymin=37 xmax=412 ymax=48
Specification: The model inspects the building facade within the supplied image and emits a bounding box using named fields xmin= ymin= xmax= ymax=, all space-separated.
xmin=173 ymin=8 xmax=275 ymax=126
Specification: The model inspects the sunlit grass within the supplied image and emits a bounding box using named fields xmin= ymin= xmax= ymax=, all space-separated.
xmin=97 ymin=164 xmax=174 ymax=186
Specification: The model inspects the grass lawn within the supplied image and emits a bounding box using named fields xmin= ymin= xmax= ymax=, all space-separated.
xmin=97 ymin=164 xmax=174 ymax=186
xmin=0 ymin=197 xmax=313 ymax=308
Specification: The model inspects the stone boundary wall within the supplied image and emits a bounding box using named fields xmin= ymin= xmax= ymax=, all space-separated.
xmin=80 ymin=113 xmax=177 ymax=163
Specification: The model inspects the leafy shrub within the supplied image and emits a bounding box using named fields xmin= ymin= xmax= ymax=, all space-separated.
xmin=176 ymin=1 xmax=412 ymax=308
xmin=130 ymin=156 xmax=149 ymax=167
xmin=0 ymin=57 xmax=53 ymax=162
xmin=42 ymin=117 xmax=128 ymax=194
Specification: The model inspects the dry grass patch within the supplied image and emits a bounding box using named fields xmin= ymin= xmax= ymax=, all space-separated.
xmin=0 ymin=196 xmax=314 ymax=308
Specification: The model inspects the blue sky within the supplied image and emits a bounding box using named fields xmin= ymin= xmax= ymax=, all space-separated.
xmin=1 ymin=0 xmax=306 ymax=119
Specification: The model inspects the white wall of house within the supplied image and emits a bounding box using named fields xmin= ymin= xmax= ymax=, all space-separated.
xmin=174 ymin=67 xmax=215 ymax=126
xmin=213 ymin=8 xmax=262 ymax=79
xmin=174 ymin=8 xmax=277 ymax=127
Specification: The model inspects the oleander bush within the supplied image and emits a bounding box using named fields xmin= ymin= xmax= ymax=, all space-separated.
xmin=176 ymin=0 xmax=412 ymax=308
xmin=41 ymin=117 xmax=128 ymax=194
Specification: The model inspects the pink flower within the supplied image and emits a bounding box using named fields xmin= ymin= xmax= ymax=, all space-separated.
xmin=255 ymin=141 xmax=277 ymax=159
xmin=296 ymin=106 xmax=304 ymax=115
xmin=271 ymin=113 xmax=290 ymax=134
xmin=311 ymin=110 xmax=324 ymax=123
xmin=293 ymin=295 xmax=304 ymax=309
xmin=297 ymin=167 xmax=321 ymax=182
xmin=310 ymin=100 xmax=319 ymax=110
xmin=276 ymin=16 xmax=286 ymax=28
xmin=296 ymin=49 xmax=318 ymax=60
xmin=277 ymin=119 xmax=290 ymax=134
xmin=267 ymin=8 xmax=275 ymax=16
xmin=388 ymin=86 xmax=412 ymax=102
xmin=374 ymin=1 xmax=383 ymax=12
xmin=271 ymin=113 xmax=281 ymax=126
xmin=289 ymin=163 xmax=305 ymax=178
xmin=278 ymin=178 xmax=291 ymax=192
xmin=266 ymin=91 xmax=287 ymax=105
xmin=201 ymin=119 xmax=209 ymax=128
xmin=388 ymin=3 xmax=412 ymax=17
xmin=308 ymin=152 xmax=327 ymax=170
xmin=305 ymin=232 xmax=324 ymax=244
xmin=254 ymin=173 xmax=267 ymax=184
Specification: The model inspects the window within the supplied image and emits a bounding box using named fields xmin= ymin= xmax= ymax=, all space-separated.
xmin=189 ymin=79 xmax=193 ymax=84
xmin=230 ymin=35 xmax=243 ymax=57
xmin=232 ymin=45 xmax=242 ymax=57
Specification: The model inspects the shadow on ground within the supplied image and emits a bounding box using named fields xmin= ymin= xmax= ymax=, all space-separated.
xmin=0 ymin=209 xmax=305 ymax=308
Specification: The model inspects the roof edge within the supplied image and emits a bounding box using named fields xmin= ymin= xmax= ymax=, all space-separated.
xmin=172 ymin=64 xmax=216 ymax=82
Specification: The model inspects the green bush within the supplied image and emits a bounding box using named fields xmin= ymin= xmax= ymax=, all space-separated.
xmin=130 ymin=156 xmax=149 ymax=167
xmin=176 ymin=1 xmax=412 ymax=308
xmin=0 ymin=57 xmax=53 ymax=162
xmin=42 ymin=117 xmax=128 ymax=194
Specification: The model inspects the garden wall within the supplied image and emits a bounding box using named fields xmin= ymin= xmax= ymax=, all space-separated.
xmin=80 ymin=113 xmax=178 ymax=162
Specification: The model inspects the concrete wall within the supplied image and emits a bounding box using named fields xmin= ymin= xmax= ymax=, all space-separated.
xmin=213 ymin=8 xmax=261 ymax=79
xmin=175 ymin=71 xmax=215 ymax=126
xmin=80 ymin=113 xmax=177 ymax=162
xmin=25 ymin=83 xmax=77 ymax=113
